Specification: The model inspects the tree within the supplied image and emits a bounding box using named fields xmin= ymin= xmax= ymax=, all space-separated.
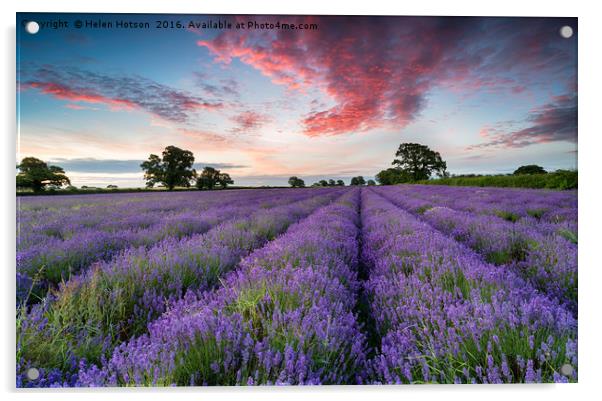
xmin=141 ymin=146 xmax=196 ymax=190
xmin=392 ymin=143 xmax=447 ymax=181
xmin=217 ymin=172 xmax=234 ymax=188
xmin=288 ymin=176 xmax=305 ymax=188
xmin=514 ymin=165 xmax=547 ymax=175
xmin=367 ymin=179 xmax=376 ymax=186
xmin=328 ymin=179 xmax=336 ymax=187
xmin=350 ymin=176 xmax=366 ymax=186
xmin=375 ymin=168 xmax=412 ymax=185
xmin=16 ymin=157 xmax=70 ymax=192
xmin=107 ymin=184 xmax=118 ymax=189
xmin=336 ymin=180 xmax=345 ymax=186
xmin=196 ymin=167 xmax=233 ymax=189
xmin=196 ymin=167 xmax=219 ymax=189
xmin=319 ymin=179 xmax=329 ymax=187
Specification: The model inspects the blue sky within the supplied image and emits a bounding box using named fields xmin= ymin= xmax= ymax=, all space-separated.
xmin=17 ymin=14 xmax=577 ymax=187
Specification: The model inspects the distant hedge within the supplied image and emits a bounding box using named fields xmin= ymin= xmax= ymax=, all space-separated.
xmin=417 ymin=170 xmax=577 ymax=190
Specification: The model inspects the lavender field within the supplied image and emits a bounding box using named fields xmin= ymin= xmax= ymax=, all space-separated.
xmin=16 ymin=186 xmax=578 ymax=386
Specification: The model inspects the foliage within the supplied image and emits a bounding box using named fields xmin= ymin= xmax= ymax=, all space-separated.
xmin=288 ymin=176 xmax=305 ymax=188
xmin=514 ymin=165 xmax=547 ymax=175
xmin=392 ymin=143 xmax=447 ymax=181
xmin=419 ymin=170 xmax=577 ymax=190
xmin=196 ymin=167 xmax=234 ymax=189
xmin=217 ymin=172 xmax=234 ymax=188
xmin=375 ymin=168 xmax=412 ymax=185
xmin=16 ymin=157 xmax=71 ymax=192
xmin=140 ymin=146 xmax=196 ymax=190
xmin=350 ymin=176 xmax=366 ymax=186
xmin=309 ymin=178 xmax=344 ymax=187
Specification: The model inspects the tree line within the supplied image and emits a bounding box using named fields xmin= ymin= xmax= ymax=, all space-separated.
xmin=373 ymin=144 xmax=558 ymax=185
xmin=288 ymin=176 xmax=377 ymax=188
xmin=288 ymin=143 xmax=555 ymax=188
xmin=16 ymin=146 xmax=235 ymax=192
xmin=140 ymin=146 xmax=233 ymax=190
xmin=17 ymin=142 xmax=558 ymax=193
xmin=286 ymin=143 xmax=447 ymax=188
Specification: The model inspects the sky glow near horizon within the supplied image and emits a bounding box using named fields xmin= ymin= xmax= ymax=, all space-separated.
xmin=17 ymin=14 xmax=577 ymax=187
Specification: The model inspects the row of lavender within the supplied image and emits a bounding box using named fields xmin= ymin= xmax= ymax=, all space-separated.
xmin=16 ymin=185 xmax=577 ymax=386
xmin=17 ymin=189 xmax=296 ymax=241
xmin=390 ymin=185 xmax=577 ymax=225
xmin=373 ymin=186 xmax=578 ymax=314
xmin=17 ymin=188 xmax=344 ymax=386
xmin=74 ymin=187 xmax=576 ymax=385
xmin=378 ymin=185 xmax=577 ymax=241
xmin=77 ymin=189 xmax=366 ymax=386
xmin=17 ymin=190 xmax=245 ymax=248
xmin=17 ymin=189 xmax=323 ymax=303
xmin=361 ymin=189 xmax=577 ymax=383
xmin=17 ymin=191 xmax=238 ymax=249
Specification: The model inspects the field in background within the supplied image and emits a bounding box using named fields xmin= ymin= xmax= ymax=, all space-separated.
xmin=16 ymin=186 xmax=577 ymax=386
xmin=16 ymin=186 xmax=288 ymax=196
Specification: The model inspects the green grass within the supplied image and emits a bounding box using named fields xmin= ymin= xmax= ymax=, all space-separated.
xmin=417 ymin=170 xmax=577 ymax=190
xmin=416 ymin=205 xmax=433 ymax=215
xmin=415 ymin=326 xmax=573 ymax=383
xmin=558 ymin=228 xmax=578 ymax=244
xmin=494 ymin=210 xmax=520 ymax=223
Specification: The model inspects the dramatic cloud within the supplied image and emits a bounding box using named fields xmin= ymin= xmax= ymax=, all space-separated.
xmin=469 ymin=94 xmax=577 ymax=149
xmin=21 ymin=66 xmax=223 ymax=122
xmin=197 ymin=16 xmax=576 ymax=137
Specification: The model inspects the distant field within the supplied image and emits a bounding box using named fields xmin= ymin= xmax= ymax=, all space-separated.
xmin=17 ymin=186 xmax=577 ymax=386
xmin=417 ymin=170 xmax=577 ymax=190
xmin=16 ymin=186 xmax=286 ymax=196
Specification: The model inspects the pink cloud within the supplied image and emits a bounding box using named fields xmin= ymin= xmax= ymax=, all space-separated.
xmin=177 ymin=128 xmax=228 ymax=145
xmin=229 ymin=110 xmax=270 ymax=134
xmin=26 ymin=81 xmax=135 ymax=111
xmin=65 ymin=103 xmax=95 ymax=110
xmin=197 ymin=16 xmax=576 ymax=138
xmin=197 ymin=17 xmax=468 ymax=136
xmin=469 ymin=94 xmax=577 ymax=149
xmin=21 ymin=67 xmax=223 ymax=122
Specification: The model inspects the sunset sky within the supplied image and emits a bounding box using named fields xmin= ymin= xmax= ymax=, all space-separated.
xmin=17 ymin=14 xmax=577 ymax=187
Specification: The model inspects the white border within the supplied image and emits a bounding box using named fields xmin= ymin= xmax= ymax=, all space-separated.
xmin=3 ymin=1 xmax=601 ymax=400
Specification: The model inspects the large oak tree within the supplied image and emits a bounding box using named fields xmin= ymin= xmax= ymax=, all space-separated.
xmin=392 ymin=143 xmax=447 ymax=181
xmin=16 ymin=157 xmax=70 ymax=192
xmin=141 ymin=146 xmax=196 ymax=190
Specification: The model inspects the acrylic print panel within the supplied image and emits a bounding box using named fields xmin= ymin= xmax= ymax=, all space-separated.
xmin=16 ymin=13 xmax=577 ymax=387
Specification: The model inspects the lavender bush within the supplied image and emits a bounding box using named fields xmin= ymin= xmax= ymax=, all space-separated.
xmin=16 ymin=185 xmax=578 ymax=387
xmin=374 ymin=186 xmax=577 ymax=313
xmin=361 ymin=189 xmax=577 ymax=383
xmin=17 ymin=189 xmax=320 ymax=303
xmin=17 ymin=189 xmax=342 ymax=385
xmin=78 ymin=189 xmax=367 ymax=386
